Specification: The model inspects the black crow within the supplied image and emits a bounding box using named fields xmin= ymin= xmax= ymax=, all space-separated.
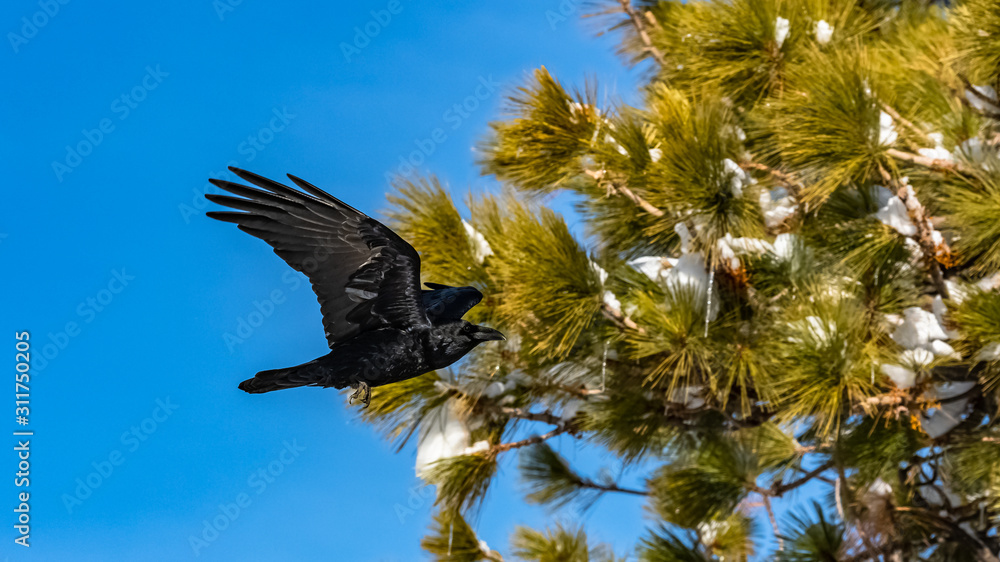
xmin=206 ymin=167 xmax=503 ymax=407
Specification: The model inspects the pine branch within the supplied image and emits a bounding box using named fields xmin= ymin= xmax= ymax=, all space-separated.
xmin=958 ymin=73 xmax=1000 ymax=120
xmin=557 ymin=384 xmax=606 ymax=397
xmin=877 ymin=165 xmax=951 ymax=299
xmin=493 ymin=425 xmax=573 ymax=454
xmin=880 ymin=103 xmax=933 ymax=147
xmin=761 ymin=494 xmax=783 ymax=552
xmin=600 ymin=301 xmax=645 ymax=333
xmin=835 ymin=461 xmax=880 ymax=556
xmin=894 ymin=506 xmax=1000 ymax=562
xmin=750 ymin=460 xmax=837 ymax=553
xmin=499 ymin=407 xmax=563 ymax=426
xmin=584 ymin=168 xmax=664 ymax=218
xmin=616 ymin=0 xmax=666 ymax=67
xmin=740 ymin=160 xmax=805 ymax=199
xmin=886 ymin=148 xmax=965 ymax=173
xmin=581 ymin=479 xmax=649 ymax=497
xmin=771 ymin=459 xmax=836 ymax=496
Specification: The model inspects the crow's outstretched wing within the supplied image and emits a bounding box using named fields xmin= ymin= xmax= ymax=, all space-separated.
xmin=206 ymin=167 xmax=430 ymax=346
xmin=422 ymin=283 xmax=483 ymax=322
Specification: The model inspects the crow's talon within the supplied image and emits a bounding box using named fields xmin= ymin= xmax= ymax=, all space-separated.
xmin=350 ymin=381 xmax=371 ymax=408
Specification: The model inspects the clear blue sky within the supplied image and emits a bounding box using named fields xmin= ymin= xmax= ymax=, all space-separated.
xmin=1 ymin=2 xmax=661 ymax=560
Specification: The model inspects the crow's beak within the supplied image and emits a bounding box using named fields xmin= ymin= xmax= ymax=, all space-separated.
xmin=475 ymin=327 xmax=506 ymax=342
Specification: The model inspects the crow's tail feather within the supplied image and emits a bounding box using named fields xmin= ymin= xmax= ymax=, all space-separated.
xmin=238 ymin=357 xmax=333 ymax=394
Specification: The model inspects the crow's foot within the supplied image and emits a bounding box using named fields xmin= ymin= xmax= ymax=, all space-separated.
xmin=349 ymin=380 xmax=371 ymax=408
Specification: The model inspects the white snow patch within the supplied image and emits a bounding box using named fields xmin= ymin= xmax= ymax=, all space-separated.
xmin=956 ymin=137 xmax=988 ymax=163
xmin=977 ymin=272 xmax=1000 ymax=292
xmin=929 ymin=340 xmax=960 ymax=360
xmin=569 ymin=101 xmax=599 ymax=120
xmin=965 ymin=85 xmax=1000 ymax=114
xmin=945 ymin=280 xmax=966 ymax=305
xmin=795 ymin=316 xmax=839 ymax=345
xmin=603 ymin=290 xmax=622 ymax=312
xmin=663 ymin=253 xmax=718 ymax=320
xmin=463 ymin=220 xmax=493 ymax=263
xmin=561 ymin=399 xmax=583 ymax=421
xmin=717 ymin=234 xmax=772 ymax=269
xmin=465 ymin=440 xmax=491 ymax=455
xmin=882 ymin=364 xmax=917 ymax=389
xmin=868 ymin=478 xmax=893 ymax=497
xmin=903 ymin=238 xmax=923 ymax=262
xmin=669 ymin=385 xmax=705 ymax=409
xmin=760 ymin=187 xmax=797 ymax=228
xmin=919 ymin=485 xmax=962 ymax=508
xmin=891 ymin=307 xmax=951 ymax=353
xmin=483 ymin=381 xmax=506 ymax=399
xmin=774 ymin=17 xmax=790 ymax=48
xmin=920 ymin=381 xmax=976 ymax=438
xmin=725 ymin=234 xmax=773 ymax=254
xmin=900 ymin=348 xmax=934 ymax=368
xmin=931 ymin=380 xmax=977 ymax=399
xmin=918 ymin=132 xmax=953 ymax=162
xmin=875 ymin=185 xmax=893 ymax=208
xmin=899 ymin=180 xmax=919 ymax=211
xmin=771 ymin=233 xmax=797 ymax=260
xmin=416 ymin=405 xmax=471 ymax=477
xmin=977 ymin=342 xmax=1000 ymax=362
xmin=649 ymin=147 xmax=663 ymax=163
xmin=876 ymin=196 xmax=917 ymax=236
xmin=814 ymin=20 xmax=833 ymax=44
xmin=664 ymin=253 xmax=710 ymax=294
xmin=674 ymin=222 xmax=693 ymax=254
xmin=591 ymin=261 xmax=609 ymax=285
xmin=606 ymin=134 xmax=628 ymax=156
xmin=879 ymin=110 xmax=898 ymax=146
xmin=629 ymin=256 xmax=670 ymax=282
xmin=722 ymin=158 xmax=753 ymax=197
xmin=716 ymin=238 xmax=739 ymax=270
xmin=698 ymin=520 xmax=725 ymax=547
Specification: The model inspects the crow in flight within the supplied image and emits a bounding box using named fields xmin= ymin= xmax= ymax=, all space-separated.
xmin=206 ymin=167 xmax=504 ymax=407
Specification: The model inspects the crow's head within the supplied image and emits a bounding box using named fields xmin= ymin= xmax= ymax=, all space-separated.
xmin=428 ymin=320 xmax=505 ymax=369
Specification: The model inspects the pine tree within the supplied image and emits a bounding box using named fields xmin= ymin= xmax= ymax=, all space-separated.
xmin=360 ymin=1 xmax=1000 ymax=559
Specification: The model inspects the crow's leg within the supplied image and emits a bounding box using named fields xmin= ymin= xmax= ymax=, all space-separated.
xmin=349 ymin=380 xmax=371 ymax=408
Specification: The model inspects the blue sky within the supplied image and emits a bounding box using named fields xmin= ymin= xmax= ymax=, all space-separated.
xmin=0 ymin=2 xmax=666 ymax=560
